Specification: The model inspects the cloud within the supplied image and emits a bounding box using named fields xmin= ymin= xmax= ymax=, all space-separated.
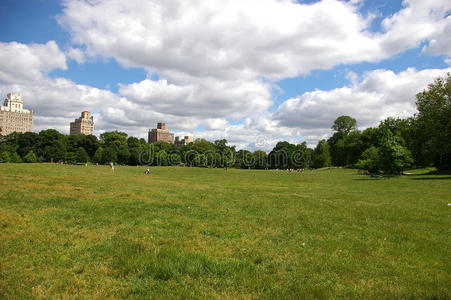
xmin=58 ymin=0 xmax=451 ymax=81
xmin=380 ymin=0 xmax=451 ymax=55
xmin=66 ymin=47 xmax=86 ymax=64
xmin=118 ymin=77 xmax=273 ymax=119
xmin=58 ymin=0 xmax=380 ymax=79
xmin=0 ymin=41 xmax=67 ymax=83
xmin=273 ymin=67 xmax=451 ymax=132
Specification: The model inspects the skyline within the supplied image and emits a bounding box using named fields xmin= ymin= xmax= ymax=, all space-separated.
xmin=0 ymin=0 xmax=450 ymax=150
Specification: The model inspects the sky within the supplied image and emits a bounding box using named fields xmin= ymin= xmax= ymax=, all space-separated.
xmin=0 ymin=0 xmax=450 ymax=151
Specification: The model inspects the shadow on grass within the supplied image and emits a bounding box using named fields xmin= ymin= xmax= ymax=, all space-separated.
xmin=409 ymin=176 xmax=451 ymax=180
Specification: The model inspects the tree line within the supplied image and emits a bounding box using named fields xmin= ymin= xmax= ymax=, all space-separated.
xmin=0 ymin=74 xmax=449 ymax=173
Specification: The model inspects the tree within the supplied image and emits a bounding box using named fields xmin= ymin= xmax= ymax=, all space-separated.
xmin=8 ymin=152 xmax=21 ymax=163
xmin=101 ymin=147 xmax=117 ymax=164
xmin=0 ymin=151 xmax=10 ymax=163
xmin=23 ymin=150 xmax=37 ymax=163
xmin=77 ymin=134 xmax=99 ymax=158
xmin=332 ymin=116 xmax=357 ymax=136
xmin=313 ymin=139 xmax=331 ymax=168
xmin=155 ymin=150 xmax=168 ymax=166
xmin=75 ymin=147 xmax=89 ymax=163
xmin=414 ymin=73 xmax=451 ymax=170
xmin=168 ymin=153 xmax=182 ymax=166
xmin=378 ymin=129 xmax=413 ymax=174
xmin=93 ymin=147 xmax=103 ymax=163
xmin=117 ymin=145 xmax=131 ymax=164
xmin=253 ymin=150 xmax=268 ymax=169
xmin=293 ymin=142 xmax=311 ymax=169
xmin=356 ymin=146 xmax=380 ymax=173
xmin=18 ymin=132 xmax=41 ymax=158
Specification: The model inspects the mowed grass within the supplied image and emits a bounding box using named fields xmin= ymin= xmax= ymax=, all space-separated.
xmin=0 ymin=164 xmax=450 ymax=299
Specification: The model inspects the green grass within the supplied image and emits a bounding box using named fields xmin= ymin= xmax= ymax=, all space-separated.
xmin=0 ymin=164 xmax=450 ymax=299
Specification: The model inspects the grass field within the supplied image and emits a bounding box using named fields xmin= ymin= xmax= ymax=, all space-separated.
xmin=0 ymin=164 xmax=450 ymax=299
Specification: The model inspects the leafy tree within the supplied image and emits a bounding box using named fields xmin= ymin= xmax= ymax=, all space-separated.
xmin=356 ymin=146 xmax=380 ymax=173
xmin=65 ymin=152 xmax=77 ymax=164
xmin=101 ymin=146 xmax=117 ymax=164
xmin=77 ymin=134 xmax=99 ymax=158
xmin=18 ymin=132 xmax=41 ymax=158
xmin=23 ymin=150 xmax=37 ymax=163
xmin=360 ymin=127 xmax=380 ymax=150
xmin=75 ymin=147 xmax=89 ymax=163
xmin=236 ymin=150 xmax=255 ymax=168
xmin=168 ymin=152 xmax=182 ymax=166
xmin=93 ymin=147 xmax=103 ymax=163
xmin=313 ymin=139 xmax=331 ymax=168
xmin=117 ymin=145 xmax=131 ymax=164
xmin=155 ymin=150 xmax=168 ymax=166
xmin=0 ymin=151 xmax=10 ymax=163
xmin=253 ymin=150 xmax=268 ymax=169
xmin=194 ymin=153 xmax=207 ymax=167
xmin=378 ymin=129 xmax=413 ymax=174
xmin=414 ymin=73 xmax=451 ymax=170
xmin=292 ymin=142 xmax=311 ymax=169
xmin=268 ymin=141 xmax=293 ymax=169
xmin=100 ymin=131 xmax=127 ymax=150
xmin=9 ymin=152 xmax=22 ymax=163
xmin=332 ymin=115 xmax=357 ymax=136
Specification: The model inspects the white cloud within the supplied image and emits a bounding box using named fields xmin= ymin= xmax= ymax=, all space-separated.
xmin=58 ymin=0 xmax=381 ymax=80
xmin=0 ymin=41 xmax=67 ymax=83
xmin=58 ymin=0 xmax=451 ymax=81
xmin=66 ymin=47 xmax=86 ymax=64
xmin=380 ymin=0 xmax=451 ymax=55
xmin=118 ymin=77 xmax=273 ymax=119
xmin=273 ymin=67 xmax=451 ymax=133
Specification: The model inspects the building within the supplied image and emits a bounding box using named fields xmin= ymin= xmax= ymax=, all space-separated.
xmin=175 ymin=135 xmax=194 ymax=146
xmin=148 ymin=122 xmax=175 ymax=144
xmin=70 ymin=111 xmax=94 ymax=135
xmin=0 ymin=93 xmax=33 ymax=135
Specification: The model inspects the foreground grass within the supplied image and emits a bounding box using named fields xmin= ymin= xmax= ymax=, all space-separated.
xmin=0 ymin=164 xmax=450 ymax=299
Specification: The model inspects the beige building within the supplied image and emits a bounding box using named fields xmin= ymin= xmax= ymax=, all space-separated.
xmin=148 ymin=122 xmax=175 ymax=144
xmin=175 ymin=135 xmax=194 ymax=146
xmin=0 ymin=93 xmax=33 ymax=135
xmin=70 ymin=111 xmax=94 ymax=135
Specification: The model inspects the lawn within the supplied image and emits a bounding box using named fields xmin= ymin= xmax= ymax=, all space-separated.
xmin=0 ymin=164 xmax=450 ymax=299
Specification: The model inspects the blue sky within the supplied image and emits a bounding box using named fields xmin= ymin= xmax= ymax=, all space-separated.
xmin=1 ymin=0 xmax=450 ymax=150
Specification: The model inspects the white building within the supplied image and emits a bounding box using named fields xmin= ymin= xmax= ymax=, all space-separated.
xmin=0 ymin=93 xmax=34 ymax=135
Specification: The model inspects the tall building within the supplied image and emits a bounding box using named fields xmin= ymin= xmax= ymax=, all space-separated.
xmin=175 ymin=135 xmax=194 ymax=146
xmin=0 ymin=93 xmax=33 ymax=135
xmin=148 ymin=122 xmax=175 ymax=144
xmin=70 ymin=111 xmax=94 ymax=135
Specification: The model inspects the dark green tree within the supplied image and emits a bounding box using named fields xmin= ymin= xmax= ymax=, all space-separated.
xmin=9 ymin=152 xmax=22 ymax=163
xmin=313 ymin=139 xmax=331 ymax=168
xmin=75 ymin=147 xmax=89 ymax=163
xmin=356 ymin=146 xmax=380 ymax=173
xmin=332 ymin=115 xmax=357 ymax=135
xmin=414 ymin=73 xmax=451 ymax=170
xmin=23 ymin=150 xmax=37 ymax=163
xmin=378 ymin=129 xmax=413 ymax=174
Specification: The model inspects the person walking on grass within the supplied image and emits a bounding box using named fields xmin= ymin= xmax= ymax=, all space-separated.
xmin=110 ymin=161 xmax=114 ymax=172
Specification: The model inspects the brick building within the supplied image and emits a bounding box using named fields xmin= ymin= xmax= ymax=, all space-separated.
xmin=148 ymin=123 xmax=175 ymax=144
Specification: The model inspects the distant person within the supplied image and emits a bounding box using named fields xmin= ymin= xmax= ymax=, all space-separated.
xmin=145 ymin=168 xmax=150 ymax=174
xmin=110 ymin=162 xmax=114 ymax=172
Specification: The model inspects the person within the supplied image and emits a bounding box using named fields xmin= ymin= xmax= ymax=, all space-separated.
xmin=110 ymin=161 xmax=114 ymax=172
xmin=145 ymin=168 xmax=150 ymax=174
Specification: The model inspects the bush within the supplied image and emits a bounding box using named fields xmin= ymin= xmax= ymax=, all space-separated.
xmin=23 ymin=151 xmax=37 ymax=163
xmin=0 ymin=151 xmax=11 ymax=163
